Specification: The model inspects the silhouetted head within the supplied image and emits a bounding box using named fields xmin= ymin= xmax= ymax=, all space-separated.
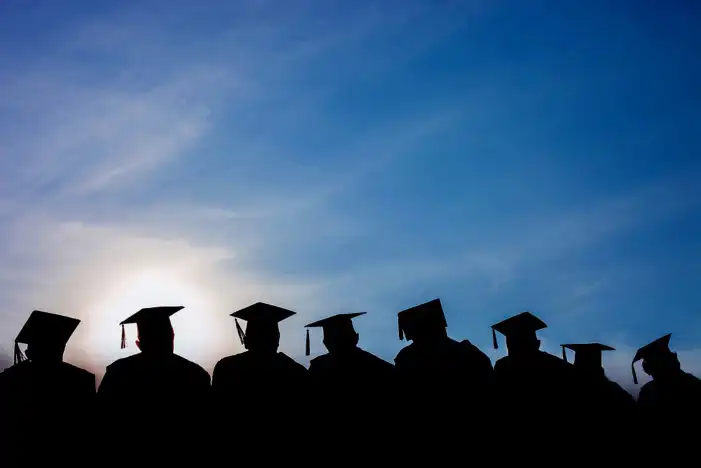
xmin=633 ymin=334 xmax=680 ymax=382
xmin=231 ymin=302 xmax=296 ymax=355
xmin=305 ymin=312 xmax=364 ymax=356
xmin=136 ymin=321 xmax=175 ymax=354
xmin=14 ymin=310 xmax=80 ymax=365
xmin=397 ymin=299 xmax=448 ymax=345
xmin=642 ymin=352 xmax=681 ymax=379
xmin=492 ymin=311 xmax=547 ymax=358
xmin=505 ymin=334 xmax=540 ymax=356
xmin=120 ymin=306 xmax=182 ymax=355
xmin=562 ymin=343 xmax=614 ymax=377
xmin=25 ymin=342 xmax=66 ymax=364
xmin=244 ymin=321 xmax=281 ymax=353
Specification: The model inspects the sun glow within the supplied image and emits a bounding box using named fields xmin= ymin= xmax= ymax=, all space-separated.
xmin=85 ymin=268 xmax=225 ymax=365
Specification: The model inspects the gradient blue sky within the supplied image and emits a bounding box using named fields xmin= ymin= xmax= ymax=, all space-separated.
xmin=0 ymin=0 xmax=699 ymax=393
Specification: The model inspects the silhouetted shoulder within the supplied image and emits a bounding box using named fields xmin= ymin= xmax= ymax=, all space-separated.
xmin=104 ymin=353 xmax=142 ymax=374
xmin=639 ymin=372 xmax=701 ymax=403
xmin=214 ymin=351 xmax=304 ymax=373
xmin=213 ymin=352 xmax=248 ymax=372
xmin=458 ymin=339 xmax=484 ymax=353
xmin=684 ymin=371 xmax=701 ymax=386
xmin=309 ymin=353 xmax=333 ymax=370
xmin=637 ymin=380 xmax=656 ymax=403
xmin=277 ymin=352 xmax=307 ymax=373
xmin=393 ymin=342 xmax=416 ymax=367
xmin=606 ymin=378 xmax=634 ymax=402
xmin=61 ymin=361 xmax=94 ymax=376
xmin=0 ymin=361 xmax=30 ymax=379
xmin=357 ymin=348 xmax=394 ymax=370
xmin=0 ymin=361 xmax=94 ymax=395
xmin=537 ymin=351 xmax=573 ymax=373
xmin=495 ymin=353 xmax=567 ymax=372
xmin=539 ymin=350 xmax=567 ymax=364
xmin=104 ymin=353 xmax=207 ymax=379
xmin=458 ymin=339 xmax=493 ymax=366
xmin=493 ymin=355 xmax=510 ymax=372
xmin=171 ymin=354 xmax=210 ymax=382
xmin=60 ymin=362 xmax=96 ymax=386
xmin=310 ymin=349 xmax=392 ymax=374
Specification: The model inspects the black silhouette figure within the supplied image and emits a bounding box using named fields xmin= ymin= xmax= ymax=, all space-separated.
xmin=97 ymin=306 xmax=210 ymax=460
xmin=211 ymin=302 xmax=307 ymax=452
xmin=306 ymin=312 xmax=394 ymax=378
xmin=0 ymin=311 xmax=95 ymax=466
xmin=561 ymin=342 xmax=635 ymax=441
xmin=393 ymin=298 xmax=494 ymax=455
xmin=491 ymin=312 xmax=575 ymax=435
xmin=634 ymin=334 xmax=701 ymax=422
xmin=306 ymin=312 xmax=394 ymax=447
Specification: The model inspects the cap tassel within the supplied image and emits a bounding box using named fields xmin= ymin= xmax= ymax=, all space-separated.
xmin=632 ymin=363 xmax=638 ymax=385
xmin=13 ymin=342 xmax=25 ymax=365
xmin=235 ymin=318 xmax=245 ymax=345
xmin=562 ymin=346 xmax=567 ymax=362
xmin=120 ymin=324 xmax=127 ymax=349
xmin=492 ymin=327 xmax=498 ymax=350
xmin=305 ymin=329 xmax=310 ymax=356
xmin=398 ymin=319 xmax=404 ymax=341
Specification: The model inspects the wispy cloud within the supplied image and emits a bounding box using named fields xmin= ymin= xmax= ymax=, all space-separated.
xmin=310 ymin=168 xmax=701 ymax=304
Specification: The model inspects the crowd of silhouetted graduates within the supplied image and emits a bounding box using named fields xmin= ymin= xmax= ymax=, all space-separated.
xmin=0 ymin=299 xmax=699 ymax=466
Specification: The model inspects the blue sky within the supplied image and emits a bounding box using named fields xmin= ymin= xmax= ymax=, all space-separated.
xmin=0 ymin=0 xmax=699 ymax=393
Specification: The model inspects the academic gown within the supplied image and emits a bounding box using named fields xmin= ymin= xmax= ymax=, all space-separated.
xmin=493 ymin=351 xmax=576 ymax=453
xmin=309 ymin=346 xmax=394 ymax=381
xmin=573 ymin=371 xmax=635 ymax=420
xmin=211 ymin=351 xmax=307 ymax=452
xmin=635 ymin=372 xmax=701 ymax=456
xmin=637 ymin=371 xmax=701 ymax=420
xmin=0 ymin=360 xmax=95 ymax=466
xmin=395 ymin=337 xmax=494 ymax=405
xmin=394 ymin=338 xmax=494 ymax=458
xmin=97 ymin=352 xmax=211 ymax=460
xmin=308 ymin=347 xmax=395 ymax=451
xmin=569 ymin=371 xmax=635 ymax=457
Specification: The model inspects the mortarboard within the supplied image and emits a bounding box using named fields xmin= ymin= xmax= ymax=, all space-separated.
xmin=14 ymin=310 xmax=81 ymax=364
xmin=304 ymin=312 xmax=366 ymax=356
xmin=631 ymin=334 xmax=672 ymax=385
xmin=230 ymin=302 xmax=296 ymax=345
xmin=491 ymin=311 xmax=547 ymax=350
xmin=397 ymin=298 xmax=447 ymax=341
xmin=561 ymin=343 xmax=615 ymax=367
xmin=119 ymin=306 xmax=183 ymax=349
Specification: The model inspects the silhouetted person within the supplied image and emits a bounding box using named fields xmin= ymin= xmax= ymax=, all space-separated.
xmin=211 ymin=302 xmax=307 ymax=453
xmin=0 ymin=311 xmax=95 ymax=466
xmin=306 ymin=311 xmax=394 ymax=381
xmin=393 ymin=299 xmax=493 ymax=456
xmin=97 ymin=306 xmax=210 ymax=461
xmin=633 ymin=334 xmax=701 ymax=424
xmin=306 ymin=312 xmax=394 ymax=450
xmin=491 ymin=312 xmax=575 ymax=436
xmin=561 ymin=342 xmax=634 ymax=452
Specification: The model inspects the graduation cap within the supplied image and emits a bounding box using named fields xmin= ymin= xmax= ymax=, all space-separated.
xmin=631 ymin=334 xmax=672 ymax=385
xmin=561 ymin=343 xmax=615 ymax=367
xmin=119 ymin=306 xmax=183 ymax=349
xmin=230 ymin=302 xmax=296 ymax=345
xmin=397 ymin=298 xmax=446 ymax=341
xmin=304 ymin=312 xmax=366 ymax=356
xmin=491 ymin=311 xmax=547 ymax=350
xmin=14 ymin=311 xmax=81 ymax=364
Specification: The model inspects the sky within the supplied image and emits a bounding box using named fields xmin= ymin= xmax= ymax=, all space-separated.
xmin=0 ymin=0 xmax=699 ymax=395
